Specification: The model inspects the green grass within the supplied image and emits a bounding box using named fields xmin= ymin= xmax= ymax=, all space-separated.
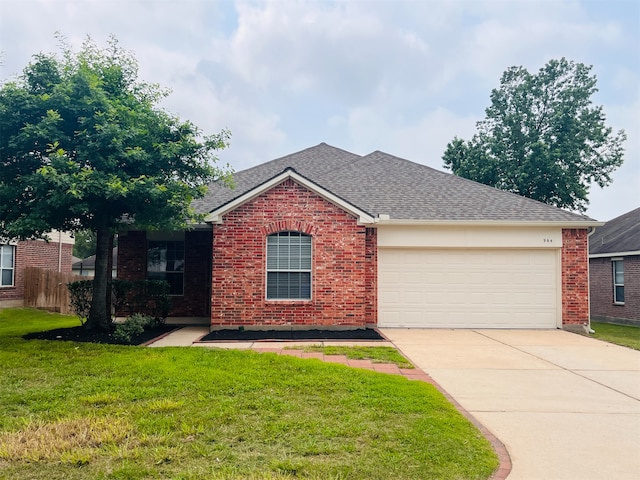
xmin=591 ymin=321 xmax=640 ymax=351
xmin=290 ymin=346 xmax=415 ymax=369
xmin=0 ymin=308 xmax=498 ymax=480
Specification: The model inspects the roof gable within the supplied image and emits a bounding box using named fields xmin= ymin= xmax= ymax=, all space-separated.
xmin=204 ymin=168 xmax=375 ymax=225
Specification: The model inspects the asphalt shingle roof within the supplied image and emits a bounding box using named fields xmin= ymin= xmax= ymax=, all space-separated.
xmin=589 ymin=207 xmax=640 ymax=255
xmin=194 ymin=143 xmax=596 ymax=224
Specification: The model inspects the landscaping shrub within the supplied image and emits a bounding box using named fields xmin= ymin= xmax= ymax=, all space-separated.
xmin=66 ymin=281 xmax=93 ymax=325
xmin=68 ymin=279 xmax=171 ymax=326
xmin=113 ymin=314 xmax=155 ymax=343
xmin=111 ymin=280 xmax=171 ymax=322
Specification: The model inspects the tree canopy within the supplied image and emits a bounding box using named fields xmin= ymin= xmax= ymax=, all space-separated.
xmin=0 ymin=36 xmax=231 ymax=329
xmin=442 ymin=58 xmax=626 ymax=212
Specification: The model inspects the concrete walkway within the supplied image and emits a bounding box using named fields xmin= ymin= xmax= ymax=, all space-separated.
xmin=381 ymin=329 xmax=640 ymax=480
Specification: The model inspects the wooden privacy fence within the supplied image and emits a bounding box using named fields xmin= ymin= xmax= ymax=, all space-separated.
xmin=24 ymin=267 xmax=82 ymax=315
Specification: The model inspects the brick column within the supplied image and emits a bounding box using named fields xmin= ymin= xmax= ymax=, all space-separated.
xmin=561 ymin=228 xmax=590 ymax=328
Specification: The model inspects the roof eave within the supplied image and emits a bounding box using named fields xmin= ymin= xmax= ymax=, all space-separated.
xmin=589 ymin=250 xmax=640 ymax=258
xmin=373 ymin=219 xmax=604 ymax=228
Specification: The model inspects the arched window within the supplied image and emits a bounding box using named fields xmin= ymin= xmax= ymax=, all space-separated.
xmin=266 ymin=232 xmax=311 ymax=300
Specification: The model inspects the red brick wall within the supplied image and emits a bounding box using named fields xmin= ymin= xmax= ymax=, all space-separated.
xmin=117 ymin=231 xmax=147 ymax=281
xmin=590 ymin=255 xmax=640 ymax=323
xmin=0 ymin=240 xmax=73 ymax=303
xmin=117 ymin=230 xmax=212 ymax=317
xmin=365 ymin=228 xmax=377 ymax=326
xmin=561 ymin=229 xmax=590 ymax=325
xmin=211 ymin=179 xmax=374 ymax=327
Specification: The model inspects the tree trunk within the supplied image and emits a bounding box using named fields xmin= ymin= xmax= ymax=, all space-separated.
xmin=85 ymin=223 xmax=111 ymax=331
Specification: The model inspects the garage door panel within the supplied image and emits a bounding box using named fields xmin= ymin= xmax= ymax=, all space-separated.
xmin=379 ymin=249 xmax=558 ymax=328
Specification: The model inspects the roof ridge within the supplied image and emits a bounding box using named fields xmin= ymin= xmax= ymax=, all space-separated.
xmin=194 ymin=144 xmax=602 ymax=224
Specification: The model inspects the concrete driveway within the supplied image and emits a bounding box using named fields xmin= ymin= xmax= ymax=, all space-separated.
xmin=381 ymin=329 xmax=640 ymax=480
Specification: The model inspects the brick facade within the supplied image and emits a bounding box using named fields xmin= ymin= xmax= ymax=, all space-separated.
xmin=561 ymin=228 xmax=590 ymax=326
xmin=0 ymin=240 xmax=73 ymax=305
xmin=211 ymin=179 xmax=375 ymax=327
xmin=590 ymin=255 xmax=640 ymax=324
xmin=117 ymin=230 xmax=212 ymax=317
xmin=364 ymin=228 xmax=377 ymax=326
xmin=115 ymin=191 xmax=593 ymax=329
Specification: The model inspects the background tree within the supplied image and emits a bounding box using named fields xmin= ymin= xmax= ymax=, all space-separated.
xmin=0 ymin=36 xmax=231 ymax=330
xmin=442 ymin=58 xmax=626 ymax=212
xmin=72 ymin=229 xmax=97 ymax=259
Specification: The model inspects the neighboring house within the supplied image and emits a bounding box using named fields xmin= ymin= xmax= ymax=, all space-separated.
xmin=589 ymin=207 xmax=640 ymax=325
xmin=117 ymin=143 xmax=599 ymax=331
xmin=72 ymin=247 xmax=118 ymax=278
xmin=0 ymin=231 xmax=75 ymax=308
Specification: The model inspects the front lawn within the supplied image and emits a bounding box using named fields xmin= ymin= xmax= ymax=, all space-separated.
xmin=0 ymin=308 xmax=498 ymax=480
xmin=591 ymin=321 xmax=640 ymax=351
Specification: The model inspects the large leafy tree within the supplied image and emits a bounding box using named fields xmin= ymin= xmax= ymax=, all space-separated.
xmin=0 ymin=36 xmax=231 ymax=330
xmin=443 ymin=58 xmax=626 ymax=212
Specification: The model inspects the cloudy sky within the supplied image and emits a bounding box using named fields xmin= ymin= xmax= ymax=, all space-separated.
xmin=1 ymin=0 xmax=638 ymax=221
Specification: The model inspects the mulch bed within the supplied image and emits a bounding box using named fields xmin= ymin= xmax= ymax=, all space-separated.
xmin=199 ymin=328 xmax=385 ymax=342
xmin=23 ymin=325 xmax=177 ymax=346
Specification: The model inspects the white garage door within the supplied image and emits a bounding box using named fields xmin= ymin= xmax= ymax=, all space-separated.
xmin=379 ymin=249 xmax=558 ymax=328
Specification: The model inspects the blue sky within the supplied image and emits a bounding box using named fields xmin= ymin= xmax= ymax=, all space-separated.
xmin=1 ymin=0 xmax=638 ymax=221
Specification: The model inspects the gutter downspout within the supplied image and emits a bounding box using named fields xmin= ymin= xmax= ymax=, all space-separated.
xmin=585 ymin=226 xmax=597 ymax=334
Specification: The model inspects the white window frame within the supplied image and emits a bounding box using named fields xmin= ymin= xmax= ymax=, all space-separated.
xmin=266 ymin=231 xmax=312 ymax=300
xmin=0 ymin=244 xmax=15 ymax=287
xmin=612 ymin=258 xmax=624 ymax=304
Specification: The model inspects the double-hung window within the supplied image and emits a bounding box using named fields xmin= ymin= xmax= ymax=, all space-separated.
xmin=612 ymin=259 xmax=624 ymax=304
xmin=0 ymin=245 xmax=15 ymax=287
xmin=147 ymin=240 xmax=185 ymax=295
xmin=266 ymin=232 xmax=312 ymax=300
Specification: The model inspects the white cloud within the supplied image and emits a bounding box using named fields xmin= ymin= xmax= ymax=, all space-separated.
xmin=1 ymin=0 xmax=637 ymax=219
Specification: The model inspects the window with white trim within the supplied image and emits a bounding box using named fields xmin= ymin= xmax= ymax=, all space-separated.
xmin=147 ymin=240 xmax=185 ymax=295
xmin=266 ymin=232 xmax=311 ymax=300
xmin=612 ymin=259 xmax=624 ymax=304
xmin=0 ymin=245 xmax=15 ymax=287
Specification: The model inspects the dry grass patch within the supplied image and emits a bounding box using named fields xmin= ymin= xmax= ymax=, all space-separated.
xmin=0 ymin=416 xmax=134 ymax=463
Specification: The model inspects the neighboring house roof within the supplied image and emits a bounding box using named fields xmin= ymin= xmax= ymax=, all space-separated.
xmin=194 ymin=143 xmax=597 ymax=225
xmin=589 ymin=207 xmax=640 ymax=256
xmin=72 ymin=247 xmax=118 ymax=270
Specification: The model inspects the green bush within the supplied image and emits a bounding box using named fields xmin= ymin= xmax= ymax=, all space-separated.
xmin=113 ymin=314 xmax=155 ymax=343
xmin=66 ymin=281 xmax=93 ymax=325
xmin=111 ymin=279 xmax=171 ymax=322
xmin=67 ymin=279 xmax=171 ymax=326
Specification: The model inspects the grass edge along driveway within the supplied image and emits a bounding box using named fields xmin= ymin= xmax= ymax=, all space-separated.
xmin=0 ymin=308 xmax=498 ymax=480
xmin=589 ymin=321 xmax=640 ymax=351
